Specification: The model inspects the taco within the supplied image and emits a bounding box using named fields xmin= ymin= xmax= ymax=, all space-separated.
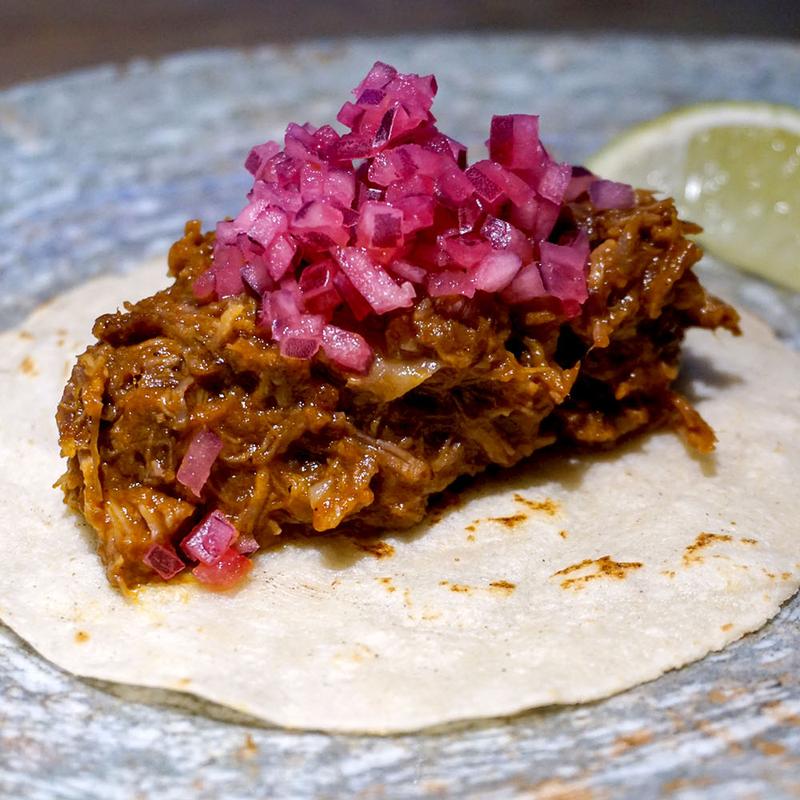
xmin=0 ymin=63 xmax=796 ymax=733
xmin=55 ymin=63 xmax=739 ymax=591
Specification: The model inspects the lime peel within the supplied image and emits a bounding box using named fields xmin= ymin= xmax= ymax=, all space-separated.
xmin=587 ymin=102 xmax=800 ymax=292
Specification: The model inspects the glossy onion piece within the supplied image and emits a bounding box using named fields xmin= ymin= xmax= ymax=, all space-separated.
xmin=203 ymin=61 xmax=639 ymax=372
xmin=589 ymin=179 xmax=636 ymax=210
xmin=181 ymin=510 xmax=238 ymax=565
xmin=176 ymin=429 xmax=223 ymax=497
xmin=143 ymin=544 xmax=185 ymax=580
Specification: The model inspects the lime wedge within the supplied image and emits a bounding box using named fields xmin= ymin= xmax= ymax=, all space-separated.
xmin=587 ymin=102 xmax=800 ymax=292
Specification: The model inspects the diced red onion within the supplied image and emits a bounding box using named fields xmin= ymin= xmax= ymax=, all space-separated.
xmin=337 ymin=101 xmax=364 ymax=130
xmin=468 ymin=160 xmax=533 ymax=208
xmin=356 ymin=88 xmax=386 ymax=106
xmin=299 ymin=260 xmax=342 ymax=315
xmin=312 ymin=124 xmax=340 ymax=156
xmin=292 ymin=201 xmax=350 ymax=247
xmin=176 ymin=428 xmax=223 ymax=497
xmin=264 ymin=234 xmax=297 ymax=282
xmin=393 ymin=194 xmax=435 ymax=234
xmin=471 ymin=251 xmax=522 ymax=293
xmin=321 ymin=324 xmax=373 ymax=373
xmin=249 ymin=181 xmax=304 ymax=213
xmin=245 ymin=141 xmax=281 ymax=176
xmin=531 ymin=198 xmax=561 ymax=242
xmin=465 ymin=162 xmax=504 ymax=206
xmin=327 ymin=133 xmax=372 ymax=161
xmin=505 ymin=195 xmax=533 ymax=231
xmin=233 ymin=202 xmax=288 ymax=249
xmin=332 ymin=269 xmax=373 ymax=320
xmin=458 ymin=198 xmax=484 ymax=234
xmin=259 ymin=283 xmax=304 ymax=333
xmin=334 ymin=247 xmax=415 ymax=314
xmin=213 ymin=62 xmax=610 ymax=366
xmin=436 ymin=166 xmax=475 ymax=207
xmin=234 ymin=535 xmax=260 ymax=555
xmin=488 ymin=114 xmax=543 ymax=169
xmin=213 ymin=244 xmax=246 ymax=298
xmin=192 ymin=547 xmax=253 ymax=588
xmin=357 ymin=201 xmax=404 ymax=249
xmin=253 ymin=151 xmax=292 ymax=185
xmin=241 ymin=261 xmax=273 ymax=296
xmin=536 ymin=161 xmax=572 ymax=205
xmin=275 ymin=313 xmax=325 ymax=358
xmin=421 ymin=130 xmax=467 ymax=167
xmin=442 ymin=234 xmax=491 ymax=269
xmin=588 ymin=179 xmax=636 ymax=210
xmin=192 ymin=268 xmax=217 ymax=302
xmin=565 ymin=166 xmax=596 ymax=202
xmin=325 ymin=170 xmax=357 ymax=208
xmin=354 ymin=61 xmax=398 ymax=95
xmin=143 ymin=543 xmax=185 ymax=580
xmin=215 ymin=219 xmax=238 ymax=247
xmin=387 ymin=260 xmax=427 ymax=283
xmin=428 ymin=270 xmax=476 ymax=299
xmin=385 ymin=173 xmax=435 ymax=202
xmin=539 ymin=231 xmax=590 ymax=312
xmin=500 ymin=262 xmax=547 ymax=303
xmin=181 ymin=510 xmax=237 ymax=565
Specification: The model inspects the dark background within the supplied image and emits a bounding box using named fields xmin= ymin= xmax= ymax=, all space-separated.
xmin=4 ymin=0 xmax=799 ymax=88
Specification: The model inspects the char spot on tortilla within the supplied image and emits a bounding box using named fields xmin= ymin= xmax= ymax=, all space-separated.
xmin=662 ymin=570 xmax=676 ymax=578
xmin=553 ymin=556 xmax=643 ymax=590
xmin=740 ymin=537 xmax=758 ymax=545
xmin=349 ymin=539 xmax=395 ymax=558
xmin=487 ymin=512 xmax=527 ymax=529
xmin=465 ymin=524 xmax=476 ymax=532
xmin=721 ymin=623 xmax=733 ymax=631
xmin=19 ymin=356 xmax=38 ymax=376
xmin=559 ymin=530 xmax=568 ymax=539
xmin=339 ymin=643 xmax=378 ymax=663
xmin=74 ymin=630 xmax=90 ymax=643
xmin=682 ymin=532 xmax=733 ymax=565
xmin=17 ymin=330 xmax=33 ymax=340
xmin=488 ymin=580 xmax=516 ymax=594
xmin=377 ymin=577 xmax=396 ymax=592
xmin=440 ymin=580 xmax=471 ymax=593
xmin=466 ymin=533 xmax=476 ymax=542
xmin=513 ymin=494 xmax=559 ymax=515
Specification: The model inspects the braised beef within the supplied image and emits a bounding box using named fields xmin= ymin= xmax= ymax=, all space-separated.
xmin=57 ymin=193 xmax=739 ymax=589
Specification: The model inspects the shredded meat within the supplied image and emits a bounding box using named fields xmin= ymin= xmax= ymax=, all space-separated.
xmin=56 ymin=192 xmax=739 ymax=589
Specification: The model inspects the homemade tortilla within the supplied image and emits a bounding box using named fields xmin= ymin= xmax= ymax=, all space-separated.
xmin=0 ymin=259 xmax=798 ymax=733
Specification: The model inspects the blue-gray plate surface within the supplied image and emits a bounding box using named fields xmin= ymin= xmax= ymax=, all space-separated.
xmin=1 ymin=34 xmax=799 ymax=800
